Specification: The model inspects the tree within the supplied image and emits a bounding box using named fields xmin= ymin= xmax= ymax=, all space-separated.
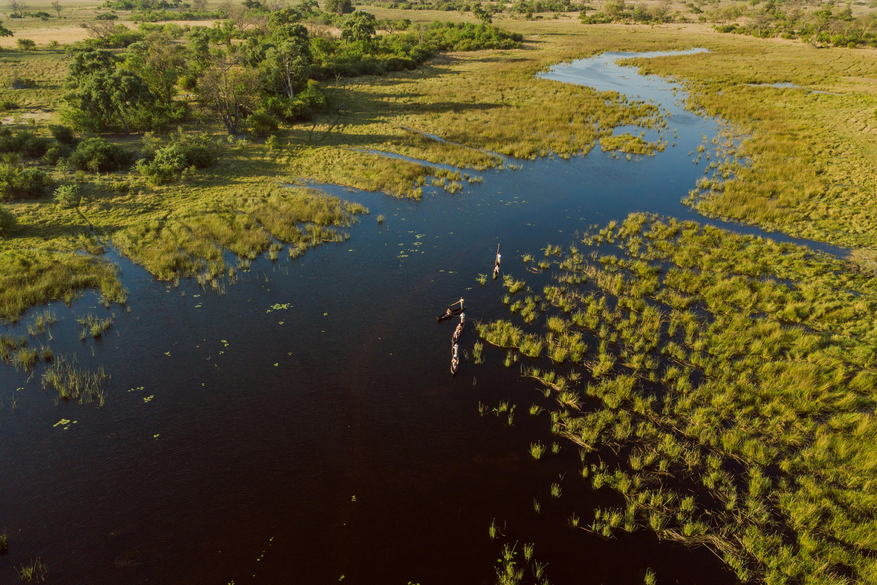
xmin=51 ymin=1 xmax=62 ymax=18
xmin=63 ymin=49 xmax=156 ymax=134
xmin=472 ymin=5 xmax=492 ymax=24
xmin=262 ymin=24 xmax=312 ymax=98
xmin=324 ymin=0 xmax=353 ymax=15
xmin=123 ymin=32 xmax=188 ymax=105
xmin=8 ymin=0 xmax=26 ymax=18
xmin=0 ymin=21 xmax=11 ymax=37
xmin=341 ymin=11 xmax=376 ymax=43
xmin=196 ymin=53 xmax=261 ymax=134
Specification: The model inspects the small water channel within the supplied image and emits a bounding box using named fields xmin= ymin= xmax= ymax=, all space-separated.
xmin=0 ymin=50 xmax=838 ymax=584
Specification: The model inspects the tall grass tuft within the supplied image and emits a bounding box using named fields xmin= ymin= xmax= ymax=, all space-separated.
xmin=42 ymin=355 xmax=109 ymax=405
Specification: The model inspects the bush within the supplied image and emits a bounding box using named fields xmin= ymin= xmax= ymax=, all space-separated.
xmin=136 ymin=139 xmax=214 ymax=184
xmin=42 ymin=145 xmax=65 ymax=166
xmin=0 ymin=128 xmax=52 ymax=159
xmin=16 ymin=39 xmax=36 ymax=51
xmin=0 ymin=165 xmax=53 ymax=201
xmin=0 ymin=204 xmax=16 ymax=236
xmin=53 ymin=184 xmax=80 ymax=208
xmin=263 ymin=80 xmax=328 ymax=121
xmin=69 ymin=138 xmax=132 ymax=173
xmin=247 ymin=112 xmax=279 ymax=138
xmin=49 ymin=125 xmax=78 ymax=146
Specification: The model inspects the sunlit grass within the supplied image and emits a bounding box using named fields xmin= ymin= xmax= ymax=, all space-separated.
xmin=483 ymin=212 xmax=877 ymax=584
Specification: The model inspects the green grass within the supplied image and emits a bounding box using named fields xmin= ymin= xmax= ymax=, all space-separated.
xmin=16 ymin=556 xmax=47 ymax=583
xmin=41 ymin=353 xmax=109 ymax=405
xmin=481 ymin=212 xmax=877 ymax=584
xmin=77 ymin=314 xmax=112 ymax=339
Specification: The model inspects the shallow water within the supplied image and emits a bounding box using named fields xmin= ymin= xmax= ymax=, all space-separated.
xmin=0 ymin=50 xmax=837 ymax=584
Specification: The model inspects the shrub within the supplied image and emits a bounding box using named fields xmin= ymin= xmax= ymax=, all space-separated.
xmin=0 ymin=204 xmax=16 ymax=236
xmin=263 ymin=80 xmax=327 ymax=122
xmin=49 ymin=125 xmax=78 ymax=146
xmin=16 ymin=39 xmax=36 ymax=51
xmin=0 ymin=100 xmax=18 ymax=111
xmin=0 ymin=165 xmax=53 ymax=200
xmin=247 ymin=112 xmax=279 ymax=138
xmin=136 ymin=140 xmax=214 ymax=184
xmin=0 ymin=129 xmax=52 ymax=159
xmin=53 ymin=184 xmax=80 ymax=208
xmin=69 ymin=138 xmax=132 ymax=172
xmin=42 ymin=145 xmax=65 ymax=166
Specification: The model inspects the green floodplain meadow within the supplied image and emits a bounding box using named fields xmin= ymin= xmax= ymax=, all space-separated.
xmin=1 ymin=0 xmax=877 ymax=582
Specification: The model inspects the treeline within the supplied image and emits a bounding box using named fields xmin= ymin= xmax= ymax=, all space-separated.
xmin=0 ymin=2 xmax=521 ymax=201
xmin=576 ymin=0 xmax=877 ymax=48
xmin=715 ymin=1 xmax=877 ymax=48
xmin=370 ymin=0 xmax=583 ymax=15
xmin=60 ymin=2 xmax=521 ymax=136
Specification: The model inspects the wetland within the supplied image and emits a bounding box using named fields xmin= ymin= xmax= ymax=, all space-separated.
xmin=1 ymin=5 xmax=877 ymax=585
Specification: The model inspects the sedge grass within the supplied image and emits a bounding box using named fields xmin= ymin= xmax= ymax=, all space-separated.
xmin=483 ymin=212 xmax=877 ymax=584
xmin=41 ymin=354 xmax=109 ymax=405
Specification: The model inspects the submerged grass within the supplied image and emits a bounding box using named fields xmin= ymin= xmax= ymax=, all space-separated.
xmin=481 ymin=213 xmax=877 ymax=584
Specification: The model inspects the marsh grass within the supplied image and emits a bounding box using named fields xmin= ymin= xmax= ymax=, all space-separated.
xmin=16 ymin=556 xmax=47 ymax=583
xmin=26 ymin=309 xmax=56 ymax=337
xmin=42 ymin=354 xmax=109 ymax=405
xmin=529 ymin=441 xmax=546 ymax=460
xmin=0 ymin=251 xmax=127 ymax=323
xmin=77 ymin=314 xmax=112 ymax=339
xmin=483 ymin=213 xmax=877 ymax=584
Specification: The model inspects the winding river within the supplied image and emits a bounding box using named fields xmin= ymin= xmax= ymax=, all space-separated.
xmin=0 ymin=50 xmax=837 ymax=584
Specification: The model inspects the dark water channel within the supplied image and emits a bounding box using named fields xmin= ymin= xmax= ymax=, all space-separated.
xmin=0 ymin=51 xmax=837 ymax=584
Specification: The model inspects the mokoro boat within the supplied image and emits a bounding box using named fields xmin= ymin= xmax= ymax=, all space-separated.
xmin=437 ymin=305 xmax=466 ymax=321
xmin=452 ymin=328 xmax=463 ymax=344
xmin=451 ymin=356 xmax=459 ymax=374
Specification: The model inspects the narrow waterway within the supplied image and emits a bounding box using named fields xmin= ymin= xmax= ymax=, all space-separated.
xmin=0 ymin=50 xmax=837 ymax=584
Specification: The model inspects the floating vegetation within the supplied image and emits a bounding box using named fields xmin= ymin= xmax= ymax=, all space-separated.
xmin=529 ymin=442 xmax=546 ymax=460
xmin=477 ymin=274 xmax=488 ymax=286
xmin=376 ymin=214 xmax=385 ymax=224
xmin=481 ymin=213 xmax=877 ymax=584
xmin=42 ymin=354 xmax=109 ymax=406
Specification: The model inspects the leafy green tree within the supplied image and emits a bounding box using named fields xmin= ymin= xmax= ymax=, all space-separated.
xmin=262 ymin=23 xmax=311 ymax=98
xmin=62 ymin=50 xmax=156 ymax=134
xmin=196 ymin=53 xmax=261 ymax=134
xmin=472 ymin=5 xmax=492 ymax=24
xmin=0 ymin=21 xmax=13 ymax=37
xmin=341 ymin=11 xmax=376 ymax=43
xmin=324 ymin=0 xmax=353 ymax=15
xmin=123 ymin=32 xmax=188 ymax=105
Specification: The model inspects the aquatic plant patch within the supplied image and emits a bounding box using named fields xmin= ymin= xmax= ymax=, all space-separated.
xmin=478 ymin=213 xmax=877 ymax=584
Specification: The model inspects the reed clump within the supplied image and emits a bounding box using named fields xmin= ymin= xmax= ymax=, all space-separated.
xmin=17 ymin=556 xmax=47 ymax=583
xmin=41 ymin=354 xmax=109 ymax=406
xmin=482 ymin=213 xmax=877 ymax=584
xmin=77 ymin=314 xmax=113 ymax=339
